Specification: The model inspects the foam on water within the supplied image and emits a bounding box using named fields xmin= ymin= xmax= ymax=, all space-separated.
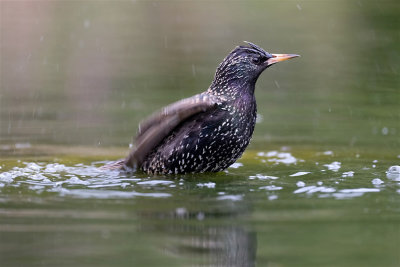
xmin=249 ymin=174 xmax=279 ymax=180
xmin=290 ymin=172 xmax=310 ymax=177
xmin=296 ymin=181 xmax=306 ymax=187
xmin=386 ymin=165 xmax=400 ymax=181
xmin=371 ymin=178 xmax=384 ymax=185
xmin=0 ymin=162 xmax=173 ymax=199
xmin=342 ymin=171 xmax=354 ymax=178
xmin=1 ymin=153 xmax=398 ymax=202
xmin=217 ymin=195 xmax=243 ymax=201
xmin=257 ymin=150 xmax=302 ymax=165
xmin=229 ymin=162 xmax=243 ymax=169
xmin=259 ymin=185 xmax=283 ymax=191
xmin=324 ymin=161 xmax=341 ymax=172
xmin=137 ymin=180 xmax=174 ymax=186
xmin=294 ymin=186 xmax=336 ymax=194
xmin=197 ymin=182 xmax=216 ymax=188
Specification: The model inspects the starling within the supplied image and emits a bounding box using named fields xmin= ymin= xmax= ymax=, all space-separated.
xmin=105 ymin=42 xmax=299 ymax=174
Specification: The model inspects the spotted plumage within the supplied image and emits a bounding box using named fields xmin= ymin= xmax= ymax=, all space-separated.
xmin=103 ymin=42 xmax=299 ymax=174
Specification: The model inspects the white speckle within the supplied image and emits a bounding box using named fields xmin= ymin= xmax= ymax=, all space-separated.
xmin=259 ymin=185 xmax=283 ymax=191
xmin=342 ymin=171 xmax=354 ymax=177
xmin=296 ymin=181 xmax=305 ymax=187
xmin=84 ymin=19 xmax=91 ymax=29
xmin=197 ymin=212 xmax=205 ymax=220
xmin=137 ymin=180 xmax=174 ymax=186
xmin=324 ymin=161 xmax=341 ymax=172
xmin=294 ymin=186 xmax=335 ymax=194
xmin=256 ymin=113 xmax=263 ymax=123
xmin=273 ymin=152 xmax=298 ymax=164
xmin=386 ymin=165 xmax=400 ymax=180
xmin=323 ymin=150 xmax=333 ymax=156
xmin=25 ymin=162 xmax=42 ymax=171
xmin=372 ymin=178 xmax=384 ymax=185
xmin=67 ymin=176 xmax=90 ymax=185
xmin=381 ymin=127 xmax=388 ymax=135
xmin=197 ymin=182 xmax=215 ymax=188
xmin=290 ymin=171 xmax=310 ymax=177
xmin=249 ymin=174 xmax=279 ymax=180
xmin=268 ymin=195 xmax=278 ymax=200
xmin=217 ymin=195 xmax=243 ymax=201
xmin=339 ymin=188 xmax=380 ymax=193
xmin=175 ymin=207 xmax=187 ymax=217
xmin=229 ymin=162 xmax=243 ymax=169
xmin=387 ymin=165 xmax=400 ymax=173
xmin=258 ymin=151 xmax=299 ymax=165
xmin=296 ymin=4 xmax=302 ymax=10
xmin=0 ymin=172 xmax=14 ymax=183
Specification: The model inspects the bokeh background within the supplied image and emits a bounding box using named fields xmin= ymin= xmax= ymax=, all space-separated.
xmin=2 ymin=1 xmax=398 ymax=152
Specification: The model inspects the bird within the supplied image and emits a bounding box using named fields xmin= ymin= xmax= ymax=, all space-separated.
xmin=103 ymin=42 xmax=299 ymax=174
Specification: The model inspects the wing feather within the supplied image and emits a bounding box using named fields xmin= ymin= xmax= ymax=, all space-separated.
xmin=124 ymin=93 xmax=220 ymax=168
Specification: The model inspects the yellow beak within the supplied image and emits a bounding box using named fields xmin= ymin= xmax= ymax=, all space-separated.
xmin=268 ymin=54 xmax=300 ymax=66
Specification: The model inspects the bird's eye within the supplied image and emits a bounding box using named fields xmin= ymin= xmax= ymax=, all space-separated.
xmin=252 ymin=56 xmax=263 ymax=65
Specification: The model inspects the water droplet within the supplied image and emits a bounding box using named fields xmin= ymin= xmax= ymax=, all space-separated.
xmin=84 ymin=19 xmax=91 ymax=29
xmin=296 ymin=181 xmax=305 ymax=187
xmin=372 ymin=178 xmax=384 ymax=185
xmin=386 ymin=165 xmax=400 ymax=180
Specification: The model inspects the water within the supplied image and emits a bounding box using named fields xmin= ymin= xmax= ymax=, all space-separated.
xmin=1 ymin=1 xmax=399 ymax=266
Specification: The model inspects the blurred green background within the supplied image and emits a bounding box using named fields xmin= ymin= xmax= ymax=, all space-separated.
xmin=0 ymin=1 xmax=399 ymax=266
xmin=2 ymin=1 xmax=398 ymax=151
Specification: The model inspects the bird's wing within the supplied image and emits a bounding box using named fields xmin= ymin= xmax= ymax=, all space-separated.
xmin=124 ymin=93 xmax=221 ymax=168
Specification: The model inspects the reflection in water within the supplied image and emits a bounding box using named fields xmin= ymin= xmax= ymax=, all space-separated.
xmin=179 ymin=226 xmax=257 ymax=267
xmin=158 ymin=209 xmax=257 ymax=267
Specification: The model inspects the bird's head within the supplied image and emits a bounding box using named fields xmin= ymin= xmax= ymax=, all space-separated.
xmin=210 ymin=42 xmax=299 ymax=96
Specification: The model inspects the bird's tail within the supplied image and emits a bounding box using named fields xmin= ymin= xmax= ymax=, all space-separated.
xmin=99 ymin=159 xmax=125 ymax=170
xmin=99 ymin=159 xmax=138 ymax=173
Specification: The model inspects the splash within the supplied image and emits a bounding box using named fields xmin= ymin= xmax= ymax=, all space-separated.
xmin=0 ymin=162 xmax=172 ymax=199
